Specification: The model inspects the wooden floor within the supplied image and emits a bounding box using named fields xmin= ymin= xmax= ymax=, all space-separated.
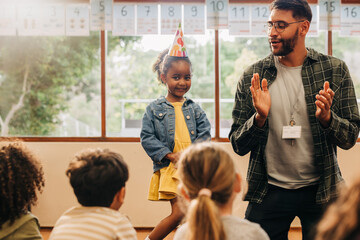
xmin=41 ymin=227 xmax=302 ymax=240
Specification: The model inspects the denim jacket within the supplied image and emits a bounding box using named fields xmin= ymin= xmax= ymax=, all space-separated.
xmin=141 ymin=96 xmax=211 ymax=172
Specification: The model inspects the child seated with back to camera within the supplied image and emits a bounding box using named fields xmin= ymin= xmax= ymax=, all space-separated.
xmin=49 ymin=148 xmax=137 ymax=240
xmin=0 ymin=140 xmax=45 ymax=240
xmin=174 ymin=142 xmax=269 ymax=240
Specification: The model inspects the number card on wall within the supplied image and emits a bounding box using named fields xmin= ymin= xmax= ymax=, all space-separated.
xmin=42 ymin=4 xmax=65 ymax=36
xmin=319 ymin=0 xmax=340 ymax=30
xmin=0 ymin=4 xmax=16 ymax=36
xmin=251 ymin=4 xmax=270 ymax=35
xmin=206 ymin=0 xmax=229 ymax=29
xmin=66 ymin=4 xmax=90 ymax=36
xmin=137 ymin=4 xmax=158 ymax=35
xmin=90 ymin=0 xmax=112 ymax=31
xmin=340 ymin=5 xmax=360 ymax=36
xmin=184 ymin=4 xmax=205 ymax=35
xmin=161 ymin=4 xmax=181 ymax=35
xmin=308 ymin=4 xmax=318 ymax=36
xmin=228 ymin=4 xmax=250 ymax=35
xmin=17 ymin=4 xmax=42 ymax=36
xmin=113 ymin=4 xmax=135 ymax=36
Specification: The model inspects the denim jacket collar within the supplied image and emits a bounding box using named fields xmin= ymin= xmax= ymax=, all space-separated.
xmin=156 ymin=96 xmax=194 ymax=107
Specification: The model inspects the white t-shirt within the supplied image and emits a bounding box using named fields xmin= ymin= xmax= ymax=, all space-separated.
xmin=265 ymin=56 xmax=319 ymax=189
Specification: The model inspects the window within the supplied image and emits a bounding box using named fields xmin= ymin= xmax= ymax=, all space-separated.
xmin=0 ymin=33 xmax=101 ymax=137
xmin=332 ymin=32 xmax=360 ymax=110
xmin=0 ymin=0 xmax=359 ymax=141
xmin=219 ymin=30 xmax=269 ymax=138
xmin=106 ymin=30 xmax=216 ymax=137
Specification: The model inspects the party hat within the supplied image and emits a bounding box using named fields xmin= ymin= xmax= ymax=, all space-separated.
xmin=168 ymin=23 xmax=188 ymax=57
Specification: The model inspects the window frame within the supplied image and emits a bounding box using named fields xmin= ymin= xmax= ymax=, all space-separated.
xmin=5 ymin=0 xmax=360 ymax=142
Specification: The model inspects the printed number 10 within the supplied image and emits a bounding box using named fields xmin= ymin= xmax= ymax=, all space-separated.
xmin=210 ymin=1 xmax=224 ymax=12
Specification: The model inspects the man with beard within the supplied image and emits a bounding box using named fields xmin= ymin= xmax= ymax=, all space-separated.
xmin=228 ymin=0 xmax=360 ymax=239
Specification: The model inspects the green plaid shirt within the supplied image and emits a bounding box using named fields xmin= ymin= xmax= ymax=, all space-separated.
xmin=229 ymin=48 xmax=360 ymax=204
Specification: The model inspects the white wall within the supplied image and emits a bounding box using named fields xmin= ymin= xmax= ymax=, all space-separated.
xmin=29 ymin=142 xmax=360 ymax=228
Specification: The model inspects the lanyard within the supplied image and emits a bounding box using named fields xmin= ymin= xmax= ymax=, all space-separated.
xmin=276 ymin=59 xmax=303 ymax=126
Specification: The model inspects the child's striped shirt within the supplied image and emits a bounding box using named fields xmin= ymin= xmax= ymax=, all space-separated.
xmin=49 ymin=206 xmax=137 ymax=240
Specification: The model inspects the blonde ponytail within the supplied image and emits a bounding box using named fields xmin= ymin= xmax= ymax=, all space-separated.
xmin=178 ymin=142 xmax=236 ymax=240
xmin=186 ymin=195 xmax=226 ymax=240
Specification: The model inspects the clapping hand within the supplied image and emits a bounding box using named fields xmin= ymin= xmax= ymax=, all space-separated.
xmin=249 ymin=73 xmax=271 ymax=127
xmin=315 ymin=81 xmax=334 ymax=128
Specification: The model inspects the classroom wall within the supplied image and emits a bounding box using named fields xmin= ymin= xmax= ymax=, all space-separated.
xmin=29 ymin=142 xmax=360 ymax=228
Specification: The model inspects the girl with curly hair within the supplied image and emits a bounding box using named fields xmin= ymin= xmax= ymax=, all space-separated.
xmin=0 ymin=140 xmax=45 ymax=239
xmin=140 ymin=24 xmax=211 ymax=240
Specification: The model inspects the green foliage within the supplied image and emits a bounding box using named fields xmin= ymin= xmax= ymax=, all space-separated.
xmin=332 ymin=32 xmax=360 ymax=94
xmin=220 ymin=37 xmax=269 ymax=99
xmin=187 ymin=37 xmax=215 ymax=99
xmin=1 ymin=29 xmax=359 ymax=137
xmin=218 ymin=36 xmax=269 ymax=121
xmin=0 ymin=33 xmax=139 ymax=136
xmin=0 ymin=34 xmax=100 ymax=135
xmin=105 ymin=35 xmax=217 ymax=134
xmin=305 ymin=32 xmax=326 ymax=54
xmin=106 ymin=39 xmax=161 ymax=134
xmin=225 ymin=48 xmax=258 ymax=97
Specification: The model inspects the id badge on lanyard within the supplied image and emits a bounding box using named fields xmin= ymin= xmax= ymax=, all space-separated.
xmin=282 ymin=118 xmax=301 ymax=145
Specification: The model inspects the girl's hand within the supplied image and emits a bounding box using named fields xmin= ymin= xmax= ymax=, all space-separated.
xmin=165 ymin=152 xmax=181 ymax=165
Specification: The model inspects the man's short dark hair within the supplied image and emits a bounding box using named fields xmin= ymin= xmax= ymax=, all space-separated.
xmin=270 ymin=0 xmax=312 ymax=23
xmin=66 ymin=149 xmax=129 ymax=207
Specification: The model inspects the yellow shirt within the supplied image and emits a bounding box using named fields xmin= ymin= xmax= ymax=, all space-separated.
xmin=147 ymin=101 xmax=191 ymax=201
xmin=171 ymin=101 xmax=191 ymax=153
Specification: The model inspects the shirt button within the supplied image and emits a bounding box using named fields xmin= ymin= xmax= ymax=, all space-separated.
xmin=186 ymin=115 xmax=190 ymax=120
xmin=159 ymin=113 xmax=163 ymax=117
xmin=191 ymin=130 xmax=195 ymax=135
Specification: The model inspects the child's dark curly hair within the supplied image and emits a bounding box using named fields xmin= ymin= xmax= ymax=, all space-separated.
xmin=0 ymin=140 xmax=45 ymax=228
xmin=152 ymin=48 xmax=192 ymax=84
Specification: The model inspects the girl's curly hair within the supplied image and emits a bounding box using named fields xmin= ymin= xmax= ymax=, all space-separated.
xmin=0 ymin=140 xmax=45 ymax=228
xmin=152 ymin=48 xmax=192 ymax=84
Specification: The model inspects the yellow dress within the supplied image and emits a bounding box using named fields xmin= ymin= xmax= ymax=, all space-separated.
xmin=148 ymin=101 xmax=192 ymax=201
